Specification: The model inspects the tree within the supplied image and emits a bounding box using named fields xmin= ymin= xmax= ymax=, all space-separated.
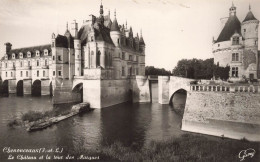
xmin=145 ymin=66 xmax=171 ymax=76
xmin=172 ymin=58 xmax=230 ymax=80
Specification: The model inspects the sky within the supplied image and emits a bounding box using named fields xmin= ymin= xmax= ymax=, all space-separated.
xmin=0 ymin=0 xmax=259 ymax=71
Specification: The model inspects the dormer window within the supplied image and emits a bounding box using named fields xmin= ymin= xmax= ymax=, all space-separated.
xmin=232 ymin=37 xmax=239 ymax=45
xmin=19 ymin=52 xmax=23 ymax=59
xmin=12 ymin=53 xmax=16 ymax=59
xmin=36 ymin=50 xmax=40 ymax=57
xmin=44 ymin=49 xmax=48 ymax=56
xmin=27 ymin=52 xmax=31 ymax=58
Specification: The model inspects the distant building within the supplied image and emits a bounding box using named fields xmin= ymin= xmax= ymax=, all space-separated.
xmin=0 ymin=3 xmax=145 ymax=95
xmin=213 ymin=3 xmax=259 ymax=80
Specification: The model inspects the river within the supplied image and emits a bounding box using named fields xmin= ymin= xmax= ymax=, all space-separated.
xmin=0 ymin=83 xmax=187 ymax=161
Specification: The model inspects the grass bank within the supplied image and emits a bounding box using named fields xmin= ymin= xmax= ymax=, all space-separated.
xmin=70 ymin=134 xmax=260 ymax=162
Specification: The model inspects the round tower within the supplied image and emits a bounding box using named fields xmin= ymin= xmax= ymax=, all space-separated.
xmin=74 ymin=20 xmax=82 ymax=76
xmin=110 ymin=10 xmax=121 ymax=47
xmin=241 ymin=5 xmax=259 ymax=52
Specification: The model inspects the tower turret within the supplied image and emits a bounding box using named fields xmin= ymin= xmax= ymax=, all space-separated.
xmin=110 ymin=10 xmax=121 ymax=47
xmin=139 ymin=30 xmax=145 ymax=54
xmin=74 ymin=32 xmax=82 ymax=76
xmin=229 ymin=2 xmax=236 ymax=16
xmin=71 ymin=20 xmax=78 ymax=38
xmin=241 ymin=5 xmax=259 ymax=50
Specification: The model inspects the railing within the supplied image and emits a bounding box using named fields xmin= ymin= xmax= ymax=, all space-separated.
xmin=190 ymin=84 xmax=259 ymax=93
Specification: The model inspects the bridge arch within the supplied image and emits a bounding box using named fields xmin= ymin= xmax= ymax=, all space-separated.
xmin=169 ymin=88 xmax=187 ymax=117
xmin=32 ymin=80 xmax=41 ymax=96
xmin=16 ymin=80 xmax=24 ymax=96
xmin=72 ymin=83 xmax=83 ymax=103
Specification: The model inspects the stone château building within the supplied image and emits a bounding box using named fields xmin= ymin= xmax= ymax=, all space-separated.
xmin=0 ymin=3 xmax=146 ymax=102
xmin=213 ymin=3 xmax=259 ymax=80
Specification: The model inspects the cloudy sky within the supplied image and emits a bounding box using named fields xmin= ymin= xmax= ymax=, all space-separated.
xmin=0 ymin=0 xmax=259 ymax=71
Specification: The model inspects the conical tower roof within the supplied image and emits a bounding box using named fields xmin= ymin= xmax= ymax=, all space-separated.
xmin=243 ymin=9 xmax=258 ymax=22
xmin=111 ymin=10 xmax=120 ymax=31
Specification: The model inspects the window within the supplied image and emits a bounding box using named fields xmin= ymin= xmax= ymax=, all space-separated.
xmin=255 ymin=40 xmax=258 ymax=45
xmin=28 ymin=61 xmax=30 ymax=66
xmin=244 ymin=29 xmax=246 ymax=32
xmin=20 ymin=61 xmax=23 ymax=67
xmin=53 ymin=71 xmax=55 ymax=76
xmin=122 ymin=52 xmax=125 ymax=60
xmin=6 ymin=72 xmax=7 ymax=77
xmin=36 ymin=51 xmax=40 ymax=56
xmin=232 ymin=67 xmax=238 ymax=77
xmin=11 ymin=72 xmax=13 ymax=77
xmin=13 ymin=62 xmax=15 ymax=67
xmin=26 ymin=71 xmax=28 ymax=77
xmin=128 ymin=67 xmax=132 ymax=76
xmin=44 ymin=50 xmax=48 ymax=56
xmin=218 ymin=44 xmax=220 ymax=47
xmin=45 ymin=59 xmax=48 ymax=66
xmin=53 ymin=56 xmax=55 ymax=60
xmin=43 ymin=71 xmax=45 ymax=77
xmin=37 ymin=60 xmax=39 ymax=66
xmin=12 ymin=54 xmax=15 ymax=59
xmin=122 ymin=67 xmax=125 ymax=76
xmin=232 ymin=53 xmax=239 ymax=61
xmin=136 ymin=68 xmax=139 ymax=75
xmin=96 ymin=51 xmax=101 ymax=66
xmin=129 ymin=55 xmax=132 ymax=61
xmin=52 ymin=42 xmax=55 ymax=47
xmin=232 ymin=37 xmax=239 ymax=45
xmin=109 ymin=53 xmax=112 ymax=66
xmin=5 ymin=63 xmax=7 ymax=68
xmin=91 ymin=36 xmax=94 ymax=41
xmin=58 ymin=71 xmax=62 ymax=76
xmin=20 ymin=53 xmax=23 ymax=58
xmin=117 ymin=39 xmax=120 ymax=44
xmin=136 ymin=56 xmax=139 ymax=62
xmin=37 ymin=70 xmax=39 ymax=77
xmin=20 ymin=71 xmax=23 ymax=77
xmin=58 ymin=56 xmax=62 ymax=61
xmin=5 ymin=55 xmax=8 ymax=60
xmin=27 ymin=52 xmax=31 ymax=58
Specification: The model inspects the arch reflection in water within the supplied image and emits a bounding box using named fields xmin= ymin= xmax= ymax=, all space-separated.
xmin=16 ymin=80 xmax=23 ymax=96
xmin=32 ymin=80 xmax=41 ymax=96
xmin=169 ymin=89 xmax=187 ymax=117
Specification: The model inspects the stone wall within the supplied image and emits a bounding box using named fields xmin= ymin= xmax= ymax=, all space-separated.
xmin=182 ymin=91 xmax=260 ymax=141
xmin=52 ymin=79 xmax=81 ymax=105
xmin=23 ymin=79 xmax=32 ymax=95
xmin=132 ymin=76 xmax=150 ymax=103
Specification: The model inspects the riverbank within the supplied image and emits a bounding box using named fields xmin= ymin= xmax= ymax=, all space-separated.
xmin=72 ymin=133 xmax=260 ymax=162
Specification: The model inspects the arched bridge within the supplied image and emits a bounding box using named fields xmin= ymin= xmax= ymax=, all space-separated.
xmin=158 ymin=76 xmax=194 ymax=104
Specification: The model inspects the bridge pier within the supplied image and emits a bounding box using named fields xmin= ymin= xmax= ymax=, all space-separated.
xmin=23 ymin=79 xmax=32 ymax=95
xmin=41 ymin=79 xmax=50 ymax=95
xmin=158 ymin=76 xmax=170 ymax=104
xmin=8 ymin=80 xmax=16 ymax=94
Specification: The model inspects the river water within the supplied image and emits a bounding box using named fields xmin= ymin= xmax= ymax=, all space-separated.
xmin=0 ymin=83 xmax=187 ymax=161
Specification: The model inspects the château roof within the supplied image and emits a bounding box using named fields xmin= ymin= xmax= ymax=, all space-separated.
xmin=77 ymin=23 xmax=114 ymax=45
xmin=216 ymin=15 xmax=241 ymax=43
xmin=55 ymin=34 xmax=74 ymax=49
xmin=111 ymin=18 xmax=120 ymax=31
xmin=243 ymin=11 xmax=258 ymax=22
xmin=1 ymin=44 xmax=51 ymax=60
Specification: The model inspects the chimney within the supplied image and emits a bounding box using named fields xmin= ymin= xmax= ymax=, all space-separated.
xmin=4 ymin=42 xmax=12 ymax=53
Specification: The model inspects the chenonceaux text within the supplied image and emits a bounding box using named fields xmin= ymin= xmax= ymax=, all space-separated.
xmin=3 ymin=147 xmax=63 ymax=154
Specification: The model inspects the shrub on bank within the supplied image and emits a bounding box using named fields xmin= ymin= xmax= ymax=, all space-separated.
xmin=97 ymin=134 xmax=260 ymax=162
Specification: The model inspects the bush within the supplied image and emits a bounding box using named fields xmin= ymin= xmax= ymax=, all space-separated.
xmin=21 ymin=111 xmax=45 ymax=122
xmin=7 ymin=119 xmax=19 ymax=127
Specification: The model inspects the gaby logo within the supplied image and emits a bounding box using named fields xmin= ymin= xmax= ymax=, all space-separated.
xmin=238 ymin=148 xmax=256 ymax=161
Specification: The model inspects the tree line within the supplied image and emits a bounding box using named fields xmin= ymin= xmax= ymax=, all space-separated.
xmin=172 ymin=58 xmax=230 ymax=80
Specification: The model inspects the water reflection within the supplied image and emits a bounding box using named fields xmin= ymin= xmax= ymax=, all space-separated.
xmin=0 ymin=83 xmax=187 ymax=161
